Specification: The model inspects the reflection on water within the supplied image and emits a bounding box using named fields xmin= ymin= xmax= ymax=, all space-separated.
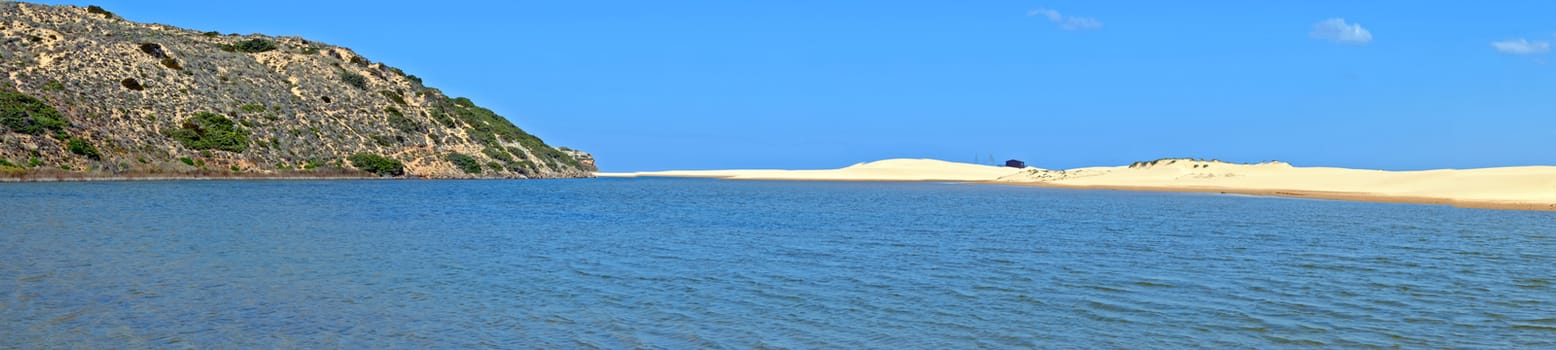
xmin=2 ymin=178 xmax=1553 ymax=348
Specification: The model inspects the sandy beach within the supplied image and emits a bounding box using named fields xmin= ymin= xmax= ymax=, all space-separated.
xmin=598 ymin=159 xmax=1027 ymax=182
xmin=600 ymin=158 xmax=1556 ymax=211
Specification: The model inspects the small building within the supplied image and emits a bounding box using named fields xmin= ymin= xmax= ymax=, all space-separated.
xmin=1004 ymin=159 xmax=1026 ymax=168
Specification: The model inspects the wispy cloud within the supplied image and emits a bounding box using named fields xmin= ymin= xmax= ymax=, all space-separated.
xmin=1490 ymin=38 xmax=1551 ymax=55
xmin=1027 ymin=8 xmax=1103 ymax=31
xmin=1310 ymin=18 xmax=1372 ymax=45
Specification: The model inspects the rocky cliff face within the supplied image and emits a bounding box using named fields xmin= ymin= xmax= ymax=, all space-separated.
xmin=0 ymin=3 xmax=596 ymax=179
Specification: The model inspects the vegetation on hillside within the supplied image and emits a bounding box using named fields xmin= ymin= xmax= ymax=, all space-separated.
xmin=428 ymin=96 xmax=584 ymax=170
xmin=220 ymin=38 xmax=278 ymax=53
xmin=163 ymin=112 xmax=250 ymax=153
xmin=66 ymin=138 xmax=100 ymax=160
xmin=0 ymin=90 xmax=68 ymax=135
xmin=340 ymin=71 xmax=367 ymax=90
xmin=120 ymin=78 xmax=144 ymax=91
xmin=85 ymin=5 xmax=114 ymax=19
xmin=348 ymin=153 xmax=405 ymax=176
xmin=447 ymin=153 xmax=482 ymax=174
xmin=0 ymin=2 xmax=594 ymax=179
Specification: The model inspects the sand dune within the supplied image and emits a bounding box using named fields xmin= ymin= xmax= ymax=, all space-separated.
xmin=597 ymin=158 xmax=1027 ymax=182
xmin=601 ymin=158 xmax=1556 ymax=211
xmin=997 ymin=159 xmax=1556 ymax=211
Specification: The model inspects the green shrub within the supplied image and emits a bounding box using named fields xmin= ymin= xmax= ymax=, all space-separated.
xmin=202 ymin=31 xmax=221 ymax=37
xmin=230 ymin=165 xmax=241 ymax=172
xmin=0 ymin=89 xmax=67 ymax=135
xmin=41 ymin=80 xmax=64 ymax=92
xmin=137 ymin=43 xmax=166 ymax=58
xmin=379 ymin=90 xmax=406 ymax=105
xmin=239 ymin=103 xmax=264 ymax=113
xmin=0 ymin=159 xmax=15 ymax=168
xmin=163 ymin=112 xmax=250 ymax=153
xmin=534 ymin=146 xmax=583 ymax=170
xmin=428 ymin=95 xmax=583 ymax=170
xmin=347 ymin=153 xmax=404 ymax=176
xmin=384 ymin=107 xmax=421 ymax=133
xmin=429 ymin=111 xmax=455 ymax=128
xmin=67 ymin=138 xmax=100 ymax=160
xmin=368 ymin=135 xmax=395 ymax=147
xmin=229 ymin=38 xmax=277 ymax=53
xmin=482 ymin=147 xmax=515 ymax=163
xmin=28 ymin=157 xmax=43 ymax=167
xmin=178 ymin=157 xmax=195 ymax=166
xmin=447 ymin=153 xmax=481 ymax=174
xmin=86 ymin=5 xmax=115 ymax=18
xmin=121 ymin=78 xmax=144 ymax=91
xmin=303 ymin=159 xmax=321 ymax=170
xmin=340 ymin=71 xmax=367 ymax=89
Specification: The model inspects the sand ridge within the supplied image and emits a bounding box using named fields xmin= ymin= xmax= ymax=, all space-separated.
xmin=598 ymin=158 xmax=1029 ymax=182
xmin=599 ymin=158 xmax=1556 ymax=211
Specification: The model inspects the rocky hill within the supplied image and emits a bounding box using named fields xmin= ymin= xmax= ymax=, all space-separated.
xmin=0 ymin=2 xmax=595 ymax=179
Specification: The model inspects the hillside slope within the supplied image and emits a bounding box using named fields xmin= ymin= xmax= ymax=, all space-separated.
xmin=0 ymin=3 xmax=595 ymax=179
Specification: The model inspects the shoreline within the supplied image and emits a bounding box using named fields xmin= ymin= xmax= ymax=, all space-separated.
xmin=0 ymin=169 xmax=597 ymax=182
xmin=0 ymin=175 xmax=382 ymax=182
xmin=7 ymin=161 xmax=1552 ymax=212
xmin=0 ymin=169 xmax=382 ymax=182
xmin=0 ymin=175 xmax=599 ymax=182
xmin=601 ymin=158 xmax=1556 ymax=213
xmin=616 ymin=174 xmax=1556 ymax=212
xmin=8 ymin=172 xmax=1553 ymax=212
xmin=987 ymin=182 xmax=1556 ymax=212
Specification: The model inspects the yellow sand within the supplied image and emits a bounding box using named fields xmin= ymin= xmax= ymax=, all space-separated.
xmin=597 ymin=158 xmax=1026 ymax=182
xmin=996 ymin=159 xmax=1556 ymax=210
xmin=600 ymin=158 xmax=1556 ymax=211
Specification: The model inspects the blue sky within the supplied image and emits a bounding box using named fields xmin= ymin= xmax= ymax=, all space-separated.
xmin=39 ymin=1 xmax=1556 ymax=171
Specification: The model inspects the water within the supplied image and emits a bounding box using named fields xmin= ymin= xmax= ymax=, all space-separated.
xmin=2 ymin=178 xmax=1554 ymax=348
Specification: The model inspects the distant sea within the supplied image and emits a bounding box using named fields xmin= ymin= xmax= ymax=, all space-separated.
xmin=3 ymin=178 xmax=1553 ymax=348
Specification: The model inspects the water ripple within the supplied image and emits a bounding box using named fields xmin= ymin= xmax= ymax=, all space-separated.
xmin=1 ymin=179 xmax=1554 ymax=348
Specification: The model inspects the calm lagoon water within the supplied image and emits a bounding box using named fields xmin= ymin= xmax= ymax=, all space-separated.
xmin=2 ymin=178 xmax=1554 ymax=348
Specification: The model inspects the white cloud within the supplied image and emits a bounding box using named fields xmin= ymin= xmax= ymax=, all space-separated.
xmin=1310 ymin=18 xmax=1372 ymax=44
xmin=1490 ymin=38 xmax=1551 ymax=55
xmin=1027 ymin=8 xmax=1103 ymax=31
